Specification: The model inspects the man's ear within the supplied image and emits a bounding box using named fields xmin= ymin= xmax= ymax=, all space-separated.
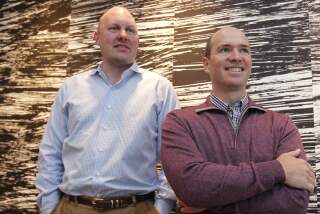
xmin=93 ymin=31 xmax=99 ymax=44
xmin=203 ymin=56 xmax=209 ymax=74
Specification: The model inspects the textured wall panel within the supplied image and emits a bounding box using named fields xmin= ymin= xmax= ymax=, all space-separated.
xmin=0 ymin=0 xmax=319 ymax=213
xmin=0 ymin=1 xmax=70 ymax=213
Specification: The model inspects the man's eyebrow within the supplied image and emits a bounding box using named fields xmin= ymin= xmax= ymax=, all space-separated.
xmin=108 ymin=23 xmax=136 ymax=28
xmin=239 ymin=44 xmax=250 ymax=48
xmin=216 ymin=44 xmax=231 ymax=48
xmin=216 ymin=44 xmax=250 ymax=48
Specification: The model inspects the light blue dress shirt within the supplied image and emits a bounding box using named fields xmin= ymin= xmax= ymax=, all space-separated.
xmin=36 ymin=62 xmax=179 ymax=214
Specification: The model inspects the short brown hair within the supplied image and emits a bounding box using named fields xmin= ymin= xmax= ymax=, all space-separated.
xmin=204 ymin=35 xmax=213 ymax=58
xmin=204 ymin=28 xmax=221 ymax=58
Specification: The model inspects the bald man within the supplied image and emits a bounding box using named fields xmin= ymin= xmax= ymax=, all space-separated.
xmin=161 ymin=27 xmax=315 ymax=214
xmin=36 ymin=6 xmax=179 ymax=214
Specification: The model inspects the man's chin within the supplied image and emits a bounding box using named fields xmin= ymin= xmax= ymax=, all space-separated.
xmin=112 ymin=59 xmax=134 ymax=69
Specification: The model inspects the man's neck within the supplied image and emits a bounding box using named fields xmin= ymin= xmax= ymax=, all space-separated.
xmin=101 ymin=61 xmax=132 ymax=84
xmin=211 ymin=87 xmax=247 ymax=105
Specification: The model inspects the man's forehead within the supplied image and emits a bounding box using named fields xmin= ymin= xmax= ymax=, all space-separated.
xmin=100 ymin=10 xmax=136 ymax=26
xmin=211 ymin=30 xmax=249 ymax=48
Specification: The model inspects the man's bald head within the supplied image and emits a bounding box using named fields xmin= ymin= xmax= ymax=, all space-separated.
xmin=205 ymin=27 xmax=249 ymax=58
xmin=97 ymin=6 xmax=137 ymax=32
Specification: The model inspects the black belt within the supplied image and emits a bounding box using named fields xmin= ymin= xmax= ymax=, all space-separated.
xmin=63 ymin=192 xmax=155 ymax=210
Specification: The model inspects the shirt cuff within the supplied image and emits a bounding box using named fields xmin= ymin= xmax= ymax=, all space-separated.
xmin=38 ymin=191 xmax=61 ymax=214
xmin=154 ymin=198 xmax=176 ymax=214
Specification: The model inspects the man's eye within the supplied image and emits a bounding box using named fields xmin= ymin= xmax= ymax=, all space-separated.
xmin=240 ymin=48 xmax=250 ymax=53
xmin=126 ymin=28 xmax=136 ymax=34
xmin=109 ymin=26 xmax=120 ymax=31
xmin=220 ymin=47 xmax=230 ymax=53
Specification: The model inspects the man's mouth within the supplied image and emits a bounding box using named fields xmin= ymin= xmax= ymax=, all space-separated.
xmin=225 ymin=67 xmax=244 ymax=72
xmin=114 ymin=44 xmax=129 ymax=50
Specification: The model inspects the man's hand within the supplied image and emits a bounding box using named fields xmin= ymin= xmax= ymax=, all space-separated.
xmin=277 ymin=149 xmax=316 ymax=193
xmin=177 ymin=199 xmax=207 ymax=213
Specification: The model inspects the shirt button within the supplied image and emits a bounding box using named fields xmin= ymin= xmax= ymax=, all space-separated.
xmin=107 ymin=105 xmax=111 ymax=110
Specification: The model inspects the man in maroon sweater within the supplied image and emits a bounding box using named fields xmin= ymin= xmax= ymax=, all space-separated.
xmin=161 ymin=27 xmax=316 ymax=214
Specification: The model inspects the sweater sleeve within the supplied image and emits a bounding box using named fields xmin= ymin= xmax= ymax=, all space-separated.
xmin=236 ymin=114 xmax=309 ymax=214
xmin=160 ymin=111 xmax=309 ymax=213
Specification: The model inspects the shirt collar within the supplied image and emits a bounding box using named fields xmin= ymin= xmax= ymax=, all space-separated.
xmin=210 ymin=94 xmax=249 ymax=111
xmin=89 ymin=61 xmax=144 ymax=76
xmin=195 ymin=95 xmax=266 ymax=113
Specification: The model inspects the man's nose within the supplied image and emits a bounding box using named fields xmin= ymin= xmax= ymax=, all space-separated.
xmin=118 ymin=29 xmax=128 ymax=39
xmin=229 ymin=49 xmax=241 ymax=61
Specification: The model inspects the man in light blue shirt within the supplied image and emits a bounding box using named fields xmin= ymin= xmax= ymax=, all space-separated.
xmin=36 ymin=6 xmax=179 ymax=214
